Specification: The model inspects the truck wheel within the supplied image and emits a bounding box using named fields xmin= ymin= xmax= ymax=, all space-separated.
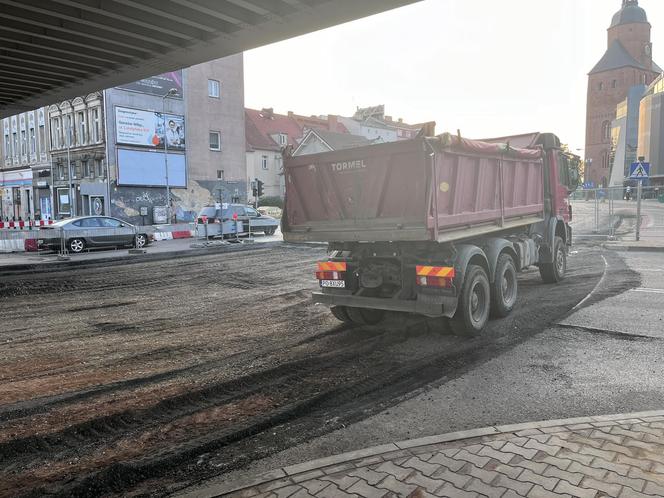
xmin=450 ymin=265 xmax=490 ymax=336
xmin=330 ymin=306 xmax=352 ymax=323
xmin=347 ymin=307 xmax=384 ymax=325
xmin=491 ymin=254 xmax=518 ymax=318
xmin=539 ymin=236 xmax=566 ymax=284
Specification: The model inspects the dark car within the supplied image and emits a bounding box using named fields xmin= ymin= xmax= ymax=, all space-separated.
xmin=245 ymin=205 xmax=279 ymax=235
xmin=39 ymin=216 xmax=150 ymax=254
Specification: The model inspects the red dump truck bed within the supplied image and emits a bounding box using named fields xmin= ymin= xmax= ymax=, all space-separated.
xmin=282 ymin=135 xmax=545 ymax=243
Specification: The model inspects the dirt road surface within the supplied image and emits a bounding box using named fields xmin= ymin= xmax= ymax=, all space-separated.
xmin=0 ymin=244 xmax=633 ymax=497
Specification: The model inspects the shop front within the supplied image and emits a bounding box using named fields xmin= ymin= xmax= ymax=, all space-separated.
xmin=0 ymin=170 xmax=34 ymax=221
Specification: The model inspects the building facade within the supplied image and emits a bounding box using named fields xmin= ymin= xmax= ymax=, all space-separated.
xmin=638 ymin=74 xmax=664 ymax=185
xmin=0 ymin=108 xmax=51 ymax=221
xmin=244 ymin=108 xmax=310 ymax=201
xmin=609 ymin=84 xmax=647 ymax=186
xmin=585 ymin=0 xmax=661 ymax=187
xmin=48 ymin=93 xmax=107 ymax=219
xmin=293 ymin=129 xmax=374 ymax=156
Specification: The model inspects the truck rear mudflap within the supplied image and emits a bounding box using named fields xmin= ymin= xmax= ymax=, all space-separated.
xmin=312 ymin=291 xmax=458 ymax=318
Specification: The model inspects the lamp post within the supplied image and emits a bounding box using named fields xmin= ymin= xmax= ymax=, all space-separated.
xmin=63 ymin=101 xmax=75 ymax=217
xmin=161 ymin=88 xmax=179 ymax=224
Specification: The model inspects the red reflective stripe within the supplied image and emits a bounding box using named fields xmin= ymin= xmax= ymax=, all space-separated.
xmin=416 ymin=266 xmax=455 ymax=278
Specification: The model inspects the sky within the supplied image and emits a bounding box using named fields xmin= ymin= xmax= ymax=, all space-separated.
xmin=244 ymin=0 xmax=664 ymax=153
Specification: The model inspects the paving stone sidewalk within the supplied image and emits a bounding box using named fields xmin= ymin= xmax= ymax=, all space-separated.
xmin=186 ymin=411 xmax=664 ymax=498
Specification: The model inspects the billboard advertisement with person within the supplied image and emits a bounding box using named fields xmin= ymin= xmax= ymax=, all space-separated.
xmin=115 ymin=107 xmax=185 ymax=150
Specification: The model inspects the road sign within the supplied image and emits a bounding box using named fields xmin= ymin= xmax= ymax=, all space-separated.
xmin=630 ymin=162 xmax=650 ymax=179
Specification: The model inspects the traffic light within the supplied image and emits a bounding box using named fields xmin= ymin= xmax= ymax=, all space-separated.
xmin=251 ymin=180 xmax=257 ymax=198
xmin=256 ymin=179 xmax=264 ymax=197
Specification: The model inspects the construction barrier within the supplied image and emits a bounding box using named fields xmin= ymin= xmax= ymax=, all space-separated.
xmin=0 ymin=230 xmax=38 ymax=253
xmin=0 ymin=219 xmax=54 ymax=230
xmin=1 ymin=223 xmax=196 ymax=253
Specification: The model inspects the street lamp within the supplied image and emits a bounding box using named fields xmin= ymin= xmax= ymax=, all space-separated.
xmin=61 ymin=100 xmax=75 ymax=217
xmin=162 ymin=87 xmax=179 ymax=223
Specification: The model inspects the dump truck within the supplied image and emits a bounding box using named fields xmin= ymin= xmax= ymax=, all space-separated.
xmin=282 ymin=132 xmax=580 ymax=335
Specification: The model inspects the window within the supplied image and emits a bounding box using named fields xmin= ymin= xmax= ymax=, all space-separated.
xmin=76 ymin=218 xmax=101 ymax=228
xmin=77 ymin=111 xmax=87 ymax=145
xmin=57 ymin=188 xmax=70 ymax=214
xmin=278 ymin=133 xmax=288 ymax=145
xmin=83 ymin=160 xmax=91 ymax=178
xmin=38 ymin=125 xmax=45 ymax=155
xmin=208 ymin=79 xmax=220 ymax=98
xmin=612 ymin=79 xmax=617 ymax=89
xmin=217 ymin=169 xmax=224 ymax=179
xmin=99 ymin=217 xmax=122 ymax=228
xmin=261 ymin=155 xmax=268 ymax=170
xmin=91 ymin=108 xmax=100 ymax=142
xmin=29 ymin=128 xmax=36 ymax=155
xmin=95 ymin=159 xmax=103 ymax=178
xmin=209 ymin=131 xmax=221 ymax=150
xmin=245 ymin=207 xmax=258 ymax=217
xmin=3 ymin=133 xmax=9 ymax=159
xmin=20 ymin=130 xmax=26 ymax=156
xmin=601 ymin=121 xmax=611 ymax=142
xmin=602 ymin=151 xmax=610 ymax=169
xmin=68 ymin=113 xmax=74 ymax=146
xmin=598 ymin=82 xmax=604 ymax=91
xmin=50 ymin=117 xmax=61 ymax=149
xmin=12 ymin=132 xmax=18 ymax=158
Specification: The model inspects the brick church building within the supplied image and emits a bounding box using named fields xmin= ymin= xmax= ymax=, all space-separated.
xmin=585 ymin=0 xmax=661 ymax=186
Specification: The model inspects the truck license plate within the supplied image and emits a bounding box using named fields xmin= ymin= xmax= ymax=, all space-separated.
xmin=321 ymin=279 xmax=345 ymax=288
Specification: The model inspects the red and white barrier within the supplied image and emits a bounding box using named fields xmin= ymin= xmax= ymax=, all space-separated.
xmin=0 ymin=220 xmax=54 ymax=230
xmin=153 ymin=223 xmax=195 ymax=241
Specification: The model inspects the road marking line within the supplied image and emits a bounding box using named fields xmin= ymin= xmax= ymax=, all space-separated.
xmin=572 ymin=255 xmax=608 ymax=311
xmin=629 ymin=288 xmax=664 ymax=295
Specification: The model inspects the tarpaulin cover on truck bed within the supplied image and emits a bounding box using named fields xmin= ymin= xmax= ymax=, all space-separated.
xmin=435 ymin=133 xmax=543 ymax=160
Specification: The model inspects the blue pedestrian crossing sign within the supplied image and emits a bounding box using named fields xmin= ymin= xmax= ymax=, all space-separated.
xmin=630 ymin=162 xmax=650 ymax=179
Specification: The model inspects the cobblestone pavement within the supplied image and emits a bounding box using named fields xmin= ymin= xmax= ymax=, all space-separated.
xmin=196 ymin=411 xmax=664 ymax=498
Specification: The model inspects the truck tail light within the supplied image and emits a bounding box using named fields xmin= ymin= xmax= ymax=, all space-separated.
xmin=315 ymin=270 xmax=346 ymax=280
xmin=416 ymin=265 xmax=455 ymax=288
xmin=315 ymin=261 xmax=348 ymax=281
xmin=417 ymin=275 xmax=452 ymax=288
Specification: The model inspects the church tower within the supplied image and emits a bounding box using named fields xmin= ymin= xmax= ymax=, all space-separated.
xmin=585 ymin=0 xmax=660 ymax=186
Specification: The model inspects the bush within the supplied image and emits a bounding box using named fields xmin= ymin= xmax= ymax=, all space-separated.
xmin=258 ymin=196 xmax=284 ymax=209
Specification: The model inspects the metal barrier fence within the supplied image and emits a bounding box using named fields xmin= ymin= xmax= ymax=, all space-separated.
xmin=636 ymin=186 xmax=664 ymax=240
xmin=570 ymin=186 xmax=664 ymax=241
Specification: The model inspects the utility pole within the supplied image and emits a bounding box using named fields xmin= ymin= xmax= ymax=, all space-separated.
xmin=64 ymin=103 xmax=74 ymax=217
xmin=162 ymin=88 xmax=179 ymax=224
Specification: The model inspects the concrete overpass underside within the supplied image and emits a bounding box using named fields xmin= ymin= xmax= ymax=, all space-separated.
xmin=0 ymin=0 xmax=419 ymax=118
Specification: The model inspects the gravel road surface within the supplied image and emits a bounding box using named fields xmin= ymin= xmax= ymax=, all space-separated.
xmin=0 ymin=243 xmax=630 ymax=497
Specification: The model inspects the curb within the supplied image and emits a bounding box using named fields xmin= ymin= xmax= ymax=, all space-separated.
xmin=185 ymin=410 xmax=664 ymax=498
xmin=603 ymin=243 xmax=664 ymax=253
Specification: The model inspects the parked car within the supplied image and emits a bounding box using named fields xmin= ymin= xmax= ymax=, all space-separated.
xmin=195 ymin=204 xmax=278 ymax=237
xmin=245 ymin=205 xmax=279 ymax=235
xmin=39 ymin=216 xmax=150 ymax=253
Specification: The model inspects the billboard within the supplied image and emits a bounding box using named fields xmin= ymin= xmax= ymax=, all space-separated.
xmin=117 ymin=148 xmax=186 ymax=188
xmin=115 ymin=107 xmax=185 ymax=150
xmin=116 ymin=70 xmax=183 ymax=98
